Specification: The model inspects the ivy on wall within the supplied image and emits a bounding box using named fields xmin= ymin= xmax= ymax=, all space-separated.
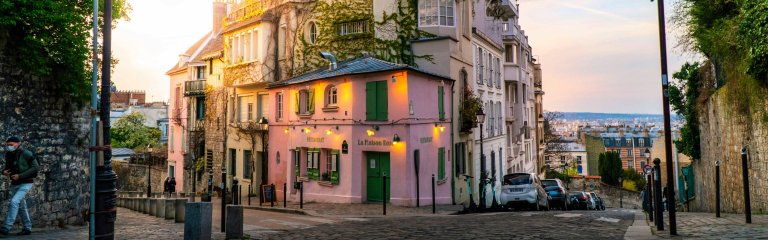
xmin=293 ymin=0 xmax=433 ymax=76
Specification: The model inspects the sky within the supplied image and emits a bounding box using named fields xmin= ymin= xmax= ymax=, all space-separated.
xmin=112 ymin=0 xmax=697 ymax=114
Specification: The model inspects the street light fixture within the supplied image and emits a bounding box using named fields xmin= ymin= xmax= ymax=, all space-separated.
xmin=146 ymin=145 xmax=154 ymax=198
xmin=475 ymin=108 xmax=487 ymax=210
xmin=257 ymin=116 xmax=269 ymax=198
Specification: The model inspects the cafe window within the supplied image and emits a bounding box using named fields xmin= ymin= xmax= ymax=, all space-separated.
xmin=365 ymin=81 xmax=388 ymax=121
xmin=325 ymin=85 xmax=338 ymax=107
xmin=276 ymin=93 xmax=283 ymax=120
xmin=307 ymin=149 xmax=320 ymax=180
xmin=323 ymin=150 xmax=340 ymax=185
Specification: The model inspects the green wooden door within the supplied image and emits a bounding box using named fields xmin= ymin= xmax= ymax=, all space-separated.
xmin=366 ymin=152 xmax=390 ymax=202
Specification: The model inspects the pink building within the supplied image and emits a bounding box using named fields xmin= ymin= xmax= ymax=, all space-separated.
xmin=267 ymin=56 xmax=453 ymax=206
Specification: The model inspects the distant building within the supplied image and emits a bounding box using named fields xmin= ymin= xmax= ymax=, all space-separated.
xmin=600 ymin=128 xmax=655 ymax=173
xmin=111 ymin=90 xmax=146 ymax=109
xmin=545 ymin=142 xmax=588 ymax=176
xmin=584 ymin=134 xmax=605 ymax=176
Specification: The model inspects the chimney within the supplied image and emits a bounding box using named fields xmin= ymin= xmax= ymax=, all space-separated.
xmin=213 ymin=0 xmax=228 ymax=34
xmin=642 ymin=128 xmax=649 ymax=137
xmin=618 ymin=128 xmax=625 ymax=138
xmin=178 ymin=54 xmax=190 ymax=67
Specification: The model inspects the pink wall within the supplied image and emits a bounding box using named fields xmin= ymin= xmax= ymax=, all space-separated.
xmin=268 ymin=70 xmax=453 ymax=206
xmin=168 ymin=72 xmax=187 ymax=193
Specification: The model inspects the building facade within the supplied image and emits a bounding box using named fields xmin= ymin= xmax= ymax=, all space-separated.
xmin=267 ymin=57 xmax=453 ymax=206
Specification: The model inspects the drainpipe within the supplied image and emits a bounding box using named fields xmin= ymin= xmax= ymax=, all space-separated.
xmin=273 ymin=17 xmax=281 ymax=82
xmin=450 ymin=79 xmax=456 ymax=205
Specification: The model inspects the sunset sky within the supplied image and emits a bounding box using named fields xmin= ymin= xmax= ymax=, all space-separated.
xmin=111 ymin=0 xmax=697 ymax=114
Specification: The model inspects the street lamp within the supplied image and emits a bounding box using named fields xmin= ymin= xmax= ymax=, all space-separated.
xmin=257 ymin=116 xmax=269 ymax=195
xmin=146 ymin=146 xmax=154 ymax=198
xmin=475 ymin=108 xmax=487 ymax=210
xmin=619 ymin=177 xmax=623 ymax=208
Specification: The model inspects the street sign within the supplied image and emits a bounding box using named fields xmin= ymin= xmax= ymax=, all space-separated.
xmin=644 ymin=165 xmax=652 ymax=174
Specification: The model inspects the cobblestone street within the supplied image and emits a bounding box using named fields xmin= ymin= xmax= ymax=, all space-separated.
xmin=654 ymin=212 xmax=768 ymax=239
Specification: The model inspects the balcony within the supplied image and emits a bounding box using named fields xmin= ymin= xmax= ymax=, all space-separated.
xmin=488 ymin=0 xmax=518 ymax=20
xmin=504 ymin=64 xmax=520 ymax=82
xmin=184 ymin=80 xmax=206 ymax=97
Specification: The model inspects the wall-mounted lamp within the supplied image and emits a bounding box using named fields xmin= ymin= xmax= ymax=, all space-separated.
xmin=284 ymin=128 xmax=289 ymax=134
xmin=326 ymin=129 xmax=333 ymax=135
xmin=304 ymin=127 xmax=311 ymax=133
xmin=392 ymin=76 xmax=397 ymax=83
xmin=393 ymin=134 xmax=401 ymax=145
xmin=367 ymin=125 xmax=379 ymax=136
xmin=435 ymin=123 xmax=445 ymax=132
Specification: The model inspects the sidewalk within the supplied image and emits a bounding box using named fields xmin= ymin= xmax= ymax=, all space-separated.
xmin=24 ymin=208 xmax=226 ymax=240
xmin=652 ymin=212 xmax=768 ymax=239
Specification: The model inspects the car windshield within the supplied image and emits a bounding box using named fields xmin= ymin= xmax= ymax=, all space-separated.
xmin=541 ymin=180 xmax=558 ymax=187
xmin=545 ymin=186 xmax=561 ymax=191
xmin=503 ymin=174 xmax=532 ymax=185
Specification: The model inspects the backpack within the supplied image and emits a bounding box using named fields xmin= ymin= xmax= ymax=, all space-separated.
xmin=14 ymin=150 xmax=39 ymax=179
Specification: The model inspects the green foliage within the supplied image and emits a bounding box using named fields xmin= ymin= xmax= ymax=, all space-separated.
xmin=545 ymin=169 xmax=571 ymax=185
xmin=458 ymin=89 xmax=483 ymax=133
xmin=0 ymin=0 xmax=130 ymax=102
xmin=739 ymin=0 xmax=768 ymax=85
xmin=598 ymin=151 xmax=622 ymax=186
xmin=621 ymin=169 xmax=647 ymax=191
xmin=110 ymin=112 xmax=161 ymax=150
xmin=195 ymin=157 xmax=205 ymax=174
xmin=669 ymin=62 xmax=702 ymax=160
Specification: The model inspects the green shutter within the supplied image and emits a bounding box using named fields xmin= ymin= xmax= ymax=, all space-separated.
xmin=376 ymin=81 xmax=388 ymax=120
xmin=366 ymin=81 xmax=376 ymax=120
xmin=331 ymin=154 xmax=340 ymax=185
xmin=438 ymin=86 xmax=445 ymax=120
xmin=438 ymin=147 xmax=445 ymax=180
xmin=308 ymin=89 xmax=315 ymax=114
xmin=294 ymin=92 xmax=300 ymax=114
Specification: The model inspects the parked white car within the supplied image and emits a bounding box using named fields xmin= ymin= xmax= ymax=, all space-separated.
xmin=500 ymin=173 xmax=549 ymax=211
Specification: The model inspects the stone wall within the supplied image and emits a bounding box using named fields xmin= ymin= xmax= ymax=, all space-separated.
xmin=693 ymin=89 xmax=768 ymax=214
xmin=113 ymin=161 xmax=167 ymax=194
xmin=0 ymin=55 xmax=91 ymax=227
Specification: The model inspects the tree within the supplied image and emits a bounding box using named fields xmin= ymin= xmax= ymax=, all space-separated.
xmin=543 ymin=111 xmax=567 ymax=154
xmin=0 ymin=0 xmax=131 ymax=101
xmin=598 ymin=151 xmax=622 ymax=186
xmin=110 ymin=112 xmax=161 ymax=150
xmin=669 ymin=62 xmax=702 ymax=160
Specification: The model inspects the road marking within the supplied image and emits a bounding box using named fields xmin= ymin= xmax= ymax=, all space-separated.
xmin=554 ymin=213 xmax=582 ymax=218
xmin=596 ymin=217 xmax=621 ymax=223
xmin=343 ymin=218 xmax=369 ymax=222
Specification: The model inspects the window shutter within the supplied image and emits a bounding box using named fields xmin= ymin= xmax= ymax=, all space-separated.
xmin=438 ymin=86 xmax=445 ymax=120
xmin=308 ymin=89 xmax=315 ymax=114
xmin=438 ymin=147 xmax=445 ymax=180
xmin=376 ymin=81 xmax=388 ymax=120
xmin=294 ymin=92 xmax=300 ymax=114
xmin=366 ymin=81 xmax=376 ymax=120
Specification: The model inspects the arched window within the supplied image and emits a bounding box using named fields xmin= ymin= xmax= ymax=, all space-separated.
xmin=309 ymin=22 xmax=318 ymax=44
xmin=325 ymin=84 xmax=337 ymax=107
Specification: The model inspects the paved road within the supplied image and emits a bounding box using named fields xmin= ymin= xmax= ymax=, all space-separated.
xmin=262 ymin=209 xmax=636 ymax=239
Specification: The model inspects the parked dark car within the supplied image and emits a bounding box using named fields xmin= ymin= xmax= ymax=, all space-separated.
xmin=568 ymin=192 xmax=595 ymax=210
xmin=588 ymin=192 xmax=605 ymax=210
xmin=542 ymin=179 xmax=568 ymax=210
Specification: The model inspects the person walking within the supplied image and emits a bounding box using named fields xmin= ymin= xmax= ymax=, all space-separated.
xmin=1 ymin=137 xmax=38 ymax=236
xmin=169 ymin=177 xmax=176 ymax=193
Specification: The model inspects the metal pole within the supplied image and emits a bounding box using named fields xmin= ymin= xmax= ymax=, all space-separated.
xmin=207 ymin=168 xmax=213 ymax=202
xmin=248 ymin=185 xmax=251 ymax=206
xmin=654 ymin=0 xmax=676 ymax=234
xmin=715 ymin=160 xmax=720 ymax=218
xmin=741 ymin=148 xmax=751 ymax=224
xmin=300 ymin=182 xmax=304 ymax=209
xmin=147 ymin=164 xmax=151 ymax=197
xmin=684 ymin=175 xmax=689 ymax=212
xmin=89 ymin=0 xmax=98 ymax=238
xmin=653 ymin=158 xmax=664 ymax=231
xmin=383 ymin=173 xmax=387 ymax=215
xmin=647 ymin=174 xmax=654 ymax=222
xmin=221 ymin=168 xmax=226 ymax=232
xmin=95 ymin=0 xmax=118 ymax=237
xmin=432 ymin=174 xmax=436 ymax=214
xmin=620 ymin=178 xmax=623 ymax=208
xmin=479 ymin=123 xmax=486 ymax=210
xmin=283 ymin=183 xmax=287 ymax=208
xmin=415 ymin=157 xmax=420 ymax=208
xmin=271 ymin=183 xmax=275 ymax=207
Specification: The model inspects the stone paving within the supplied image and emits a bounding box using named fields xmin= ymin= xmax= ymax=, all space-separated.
xmin=653 ymin=212 xmax=768 ymax=239
xmin=240 ymin=197 xmax=464 ymax=217
xmin=13 ymin=208 xmax=226 ymax=240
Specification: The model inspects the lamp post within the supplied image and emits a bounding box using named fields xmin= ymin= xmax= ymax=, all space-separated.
xmin=258 ymin=117 xmax=269 ymax=197
xmin=475 ymin=108 xmax=487 ymax=210
xmin=146 ymin=146 xmax=154 ymax=197
xmin=619 ymin=176 xmax=623 ymax=208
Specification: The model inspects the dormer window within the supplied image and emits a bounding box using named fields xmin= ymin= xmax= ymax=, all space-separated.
xmin=418 ymin=0 xmax=455 ymax=27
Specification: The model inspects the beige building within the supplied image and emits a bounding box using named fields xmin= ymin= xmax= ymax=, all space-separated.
xmin=649 ymin=133 xmax=691 ymax=190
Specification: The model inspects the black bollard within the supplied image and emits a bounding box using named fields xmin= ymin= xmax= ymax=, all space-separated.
xmin=415 ymin=157 xmax=420 ymax=208
xmin=716 ymin=160 xmax=720 ymax=218
xmin=259 ymin=184 xmax=263 ymax=207
xmin=432 ymin=174 xmax=436 ymax=214
xmin=741 ymin=148 xmax=751 ymax=224
xmin=300 ymin=182 xmax=304 ymax=209
xmin=653 ymin=158 xmax=664 ymax=231
xmin=383 ymin=173 xmax=387 ymax=215
xmin=284 ymin=183 xmax=287 ymax=208
xmin=248 ymin=185 xmax=252 ymax=206
xmin=647 ymin=174 xmax=654 ymax=222
xmin=221 ymin=169 xmax=227 ymax=232
xmin=233 ymin=177 xmax=239 ymax=206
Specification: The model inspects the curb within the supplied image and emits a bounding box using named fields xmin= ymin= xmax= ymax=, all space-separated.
xmin=624 ymin=211 xmax=658 ymax=240
xmin=241 ymin=205 xmax=461 ymax=218
xmin=241 ymin=206 xmax=316 ymax=216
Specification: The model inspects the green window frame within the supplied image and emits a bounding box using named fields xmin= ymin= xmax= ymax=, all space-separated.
xmin=438 ymin=147 xmax=445 ymax=180
xmin=366 ymin=81 xmax=388 ymax=121
xmin=330 ymin=150 xmax=340 ymax=185
xmin=438 ymin=85 xmax=445 ymax=120
xmin=307 ymin=149 xmax=320 ymax=180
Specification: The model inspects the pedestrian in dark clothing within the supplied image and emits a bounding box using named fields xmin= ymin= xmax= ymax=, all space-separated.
xmin=169 ymin=177 xmax=176 ymax=193
xmin=163 ymin=177 xmax=170 ymax=193
xmin=1 ymin=137 xmax=38 ymax=236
